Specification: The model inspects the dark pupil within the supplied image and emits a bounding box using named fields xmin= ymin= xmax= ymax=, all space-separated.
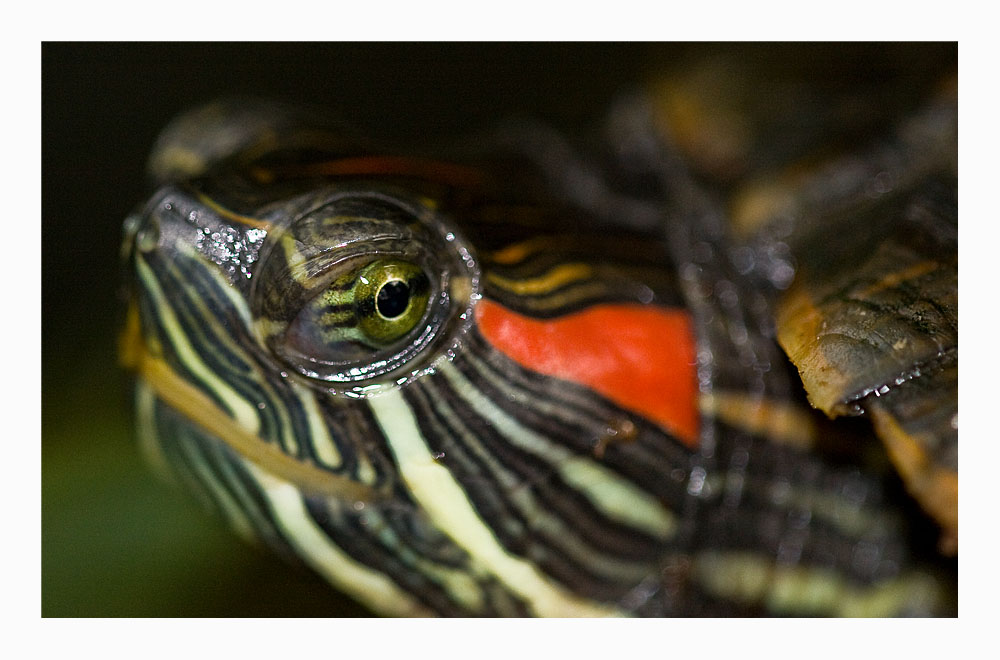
xmin=376 ymin=280 xmax=410 ymax=318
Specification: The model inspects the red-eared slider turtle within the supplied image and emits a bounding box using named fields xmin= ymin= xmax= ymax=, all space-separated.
xmin=120 ymin=49 xmax=957 ymax=616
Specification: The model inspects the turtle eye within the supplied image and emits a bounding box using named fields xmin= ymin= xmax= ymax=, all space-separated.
xmin=251 ymin=193 xmax=479 ymax=390
xmin=355 ymin=259 xmax=431 ymax=345
xmin=283 ymin=258 xmax=432 ymax=363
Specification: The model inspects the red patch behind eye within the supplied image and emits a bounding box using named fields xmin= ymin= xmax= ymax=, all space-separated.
xmin=475 ymin=298 xmax=700 ymax=448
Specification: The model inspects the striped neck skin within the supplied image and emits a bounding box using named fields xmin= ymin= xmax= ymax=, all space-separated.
xmin=121 ymin=161 xmax=950 ymax=617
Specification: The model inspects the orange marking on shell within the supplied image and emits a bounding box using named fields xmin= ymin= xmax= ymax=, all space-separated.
xmin=475 ymin=299 xmax=700 ymax=448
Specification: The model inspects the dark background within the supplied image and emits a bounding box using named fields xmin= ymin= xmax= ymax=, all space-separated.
xmin=42 ymin=43 xmax=957 ymax=617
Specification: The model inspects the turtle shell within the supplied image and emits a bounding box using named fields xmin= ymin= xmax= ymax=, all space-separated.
xmin=120 ymin=46 xmax=958 ymax=616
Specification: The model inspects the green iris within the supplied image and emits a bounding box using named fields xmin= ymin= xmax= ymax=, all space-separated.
xmin=353 ymin=259 xmax=431 ymax=346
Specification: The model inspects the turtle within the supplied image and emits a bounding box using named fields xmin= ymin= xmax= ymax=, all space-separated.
xmin=119 ymin=49 xmax=957 ymax=617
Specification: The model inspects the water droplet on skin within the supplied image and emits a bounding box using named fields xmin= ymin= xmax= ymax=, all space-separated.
xmin=687 ymin=466 xmax=707 ymax=496
xmin=872 ymin=170 xmax=894 ymax=195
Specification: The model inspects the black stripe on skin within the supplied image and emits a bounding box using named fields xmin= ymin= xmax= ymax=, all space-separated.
xmin=151 ymin=252 xmax=298 ymax=455
xmin=135 ymin=267 xmax=232 ymax=417
xmin=483 ymin=240 xmax=675 ymax=279
xmin=153 ymin=249 xmax=364 ymax=475
xmin=454 ymin=329 xmax=695 ymax=503
xmin=480 ymin=282 xmax=628 ymax=320
xmin=402 ymin=380 xmax=660 ymax=602
xmin=400 ymin=378 xmax=536 ymax=543
xmin=313 ymin=396 xmax=404 ymax=497
xmin=482 ymin=245 xmax=683 ymax=300
xmin=302 ymin=495 xmax=522 ymax=616
xmin=479 ymin=269 xmax=683 ymax=321
xmin=409 ymin=373 xmax=667 ymax=559
xmin=404 ymin=374 xmax=668 ymax=600
xmin=375 ymin=485 xmax=477 ymax=571
xmin=314 ymin=302 xmax=355 ymax=318
xmin=153 ymin=397 xmax=301 ymax=564
xmin=685 ymin=419 xmax=913 ymax=587
xmin=629 ymin=570 xmax=773 ymax=617
xmin=152 ymin=397 xmax=232 ymax=514
xmin=169 ymin=250 xmax=397 ymax=478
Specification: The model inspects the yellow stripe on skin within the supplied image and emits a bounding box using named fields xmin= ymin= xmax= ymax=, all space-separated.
xmin=121 ymin=295 xmax=382 ymax=503
xmin=490 ymin=236 xmax=567 ymax=265
xmin=169 ymin=243 xmax=309 ymax=458
xmin=195 ymin=191 xmax=273 ymax=230
xmin=424 ymin=368 xmax=660 ymax=585
xmin=691 ymin=550 xmax=943 ymax=616
xmin=248 ymin=465 xmax=433 ymax=617
xmin=174 ymin=428 xmax=258 ymax=545
xmin=289 ymin=380 xmax=343 ymax=470
xmin=152 ymin=146 xmax=208 ymax=180
xmin=134 ymin=379 xmax=178 ymax=486
xmin=129 ymin=348 xmax=384 ymax=503
xmin=448 ymin=359 xmax=677 ymax=542
xmin=700 ymin=390 xmax=817 ymax=450
xmin=363 ymin=508 xmax=489 ymax=613
xmin=869 ymin=406 xmax=958 ymax=553
xmin=280 ymin=234 xmax=316 ymax=286
xmin=136 ymin=257 xmax=262 ymax=434
xmin=369 ymin=387 xmax=626 ymax=617
xmin=486 ymin=263 xmax=594 ymax=296
xmin=855 ymin=259 xmax=942 ymax=299
xmin=491 ymin=282 xmax=612 ymax=314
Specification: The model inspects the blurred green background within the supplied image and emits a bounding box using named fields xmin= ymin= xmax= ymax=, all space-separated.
xmin=42 ymin=42 xmax=956 ymax=617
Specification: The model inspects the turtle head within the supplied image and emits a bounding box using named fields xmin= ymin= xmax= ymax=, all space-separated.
xmin=119 ymin=100 xmax=707 ymax=615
